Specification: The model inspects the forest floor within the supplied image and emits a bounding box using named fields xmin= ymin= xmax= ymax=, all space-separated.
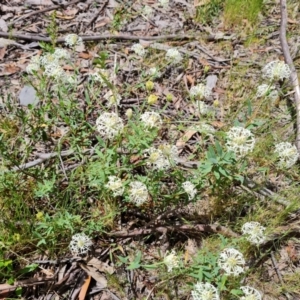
xmin=1 ymin=0 xmax=300 ymax=299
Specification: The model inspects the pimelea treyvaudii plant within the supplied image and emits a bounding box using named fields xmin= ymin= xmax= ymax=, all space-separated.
xmin=241 ymin=222 xmax=266 ymax=245
xmin=274 ymin=142 xmax=299 ymax=168
xmin=89 ymin=69 xmax=110 ymax=86
xmin=240 ymin=286 xmax=262 ymax=300
xmin=226 ymin=127 xmax=255 ymax=159
xmin=182 ymin=181 xmax=197 ymax=200
xmin=163 ymin=250 xmax=180 ymax=272
xmin=105 ymin=176 xmax=125 ymax=197
xmin=69 ymin=233 xmax=93 ymax=255
xmin=191 ymin=282 xmax=220 ymax=300
xmin=96 ymin=112 xmax=124 ymax=140
xmin=128 ymin=181 xmax=149 ymax=206
xmin=131 ymin=43 xmax=146 ymax=57
xmin=159 ymin=144 xmax=179 ymax=164
xmin=65 ymin=33 xmax=83 ymax=48
xmin=165 ymin=48 xmax=183 ymax=64
xmin=190 ymin=84 xmax=211 ymax=100
xmin=262 ymin=60 xmax=291 ymax=81
xmin=104 ymin=90 xmax=122 ymax=107
xmin=148 ymin=67 xmax=161 ymax=78
xmin=256 ymin=84 xmax=278 ymax=101
xmin=140 ymin=111 xmax=162 ymax=129
xmin=218 ymin=248 xmax=245 ymax=276
xmin=144 ymin=147 xmax=171 ymax=170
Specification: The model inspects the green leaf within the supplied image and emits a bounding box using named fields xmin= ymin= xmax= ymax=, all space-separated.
xmin=207 ymin=146 xmax=216 ymax=159
xmin=215 ymin=141 xmax=223 ymax=156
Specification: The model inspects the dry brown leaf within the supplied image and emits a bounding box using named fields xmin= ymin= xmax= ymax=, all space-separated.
xmin=95 ymin=17 xmax=111 ymax=28
xmin=79 ymin=263 xmax=107 ymax=287
xmin=0 ymin=283 xmax=16 ymax=298
xmin=210 ymin=121 xmax=224 ymax=129
xmin=176 ymin=130 xmax=197 ymax=148
xmin=186 ymin=74 xmax=195 ymax=85
xmin=78 ymin=275 xmax=91 ymax=300
xmin=78 ymin=52 xmax=93 ymax=59
xmin=87 ymin=257 xmax=115 ymax=274
xmin=0 ymin=47 xmax=6 ymax=60
xmin=0 ymin=63 xmax=21 ymax=76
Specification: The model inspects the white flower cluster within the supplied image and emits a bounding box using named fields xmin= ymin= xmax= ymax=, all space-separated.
xmin=144 ymin=144 xmax=178 ymax=170
xmin=226 ymin=127 xmax=255 ymax=158
xmin=218 ymin=248 xmax=245 ymax=276
xmin=241 ymin=222 xmax=266 ymax=245
xmin=158 ymin=0 xmax=169 ymax=8
xmin=26 ymin=48 xmax=70 ymax=79
xmin=65 ymin=34 xmax=83 ymax=48
xmin=140 ymin=111 xmax=162 ymax=129
xmin=96 ymin=112 xmax=124 ymax=140
xmin=274 ymin=142 xmax=299 ymax=168
xmin=159 ymin=144 xmax=179 ymax=162
xmin=142 ymin=5 xmax=153 ymax=16
xmin=262 ymin=60 xmax=291 ymax=81
xmin=129 ymin=181 xmax=148 ymax=206
xmin=105 ymin=176 xmax=124 ymax=196
xmin=163 ymin=250 xmax=180 ymax=272
xmin=190 ymin=84 xmax=211 ymax=100
xmin=182 ymin=181 xmax=197 ymax=200
xmin=240 ymin=286 xmax=262 ymax=300
xmin=131 ymin=43 xmax=146 ymax=57
xmin=89 ymin=69 xmax=110 ymax=86
xmin=191 ymin=282 xmax=220 ymax=300
xmin=148 ymin=67 xmax=161 ymax=78
xmin=104 ymin=90 xmax=122 ymax=107
xmin=69 ymin=233 xmax=93 ymax=255
xmin=256 ymin=84 xmax=278 ymax=101
xmin=165 ymin=48 xmax=183 ymax=64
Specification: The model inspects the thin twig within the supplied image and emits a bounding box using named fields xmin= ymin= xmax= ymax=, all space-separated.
xmin=270 ymin=251 xmax=284 ymax=284
xmin=9 ymin=0 xmax=83 ymax=26
xmin=0 ymin=31 xmax=195 ymax=43
xmin=83 ymin=0 xmax=109 ymax=31
xmin=279 ymin=0 xmax=300 ymax=153
xmin=109 ymin=223 xmax=239 ymax=238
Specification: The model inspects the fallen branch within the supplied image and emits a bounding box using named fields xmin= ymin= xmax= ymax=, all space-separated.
xmin=109 ymin=223 xmax=239 ymax=238
xmin=279 ymin=0 xmax=300 ymax=153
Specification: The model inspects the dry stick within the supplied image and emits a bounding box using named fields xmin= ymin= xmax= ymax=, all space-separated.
xmin=109 ymin=224 xmax=239 ymax=238
xmin=0 ymin=31 xmax=194 ymax=42
xmin=279 ymin=0 xmax=300 ymax=153
xmin=8 ymin=0 xmax=84 ymax=26
xmin=83 ymin=0 xmax=109 ymax=31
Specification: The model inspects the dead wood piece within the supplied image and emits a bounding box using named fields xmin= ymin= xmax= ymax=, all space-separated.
xmin=109 ymin=223 xmax=239 ymax=238
xmin=279 ymin=0 xmax=300 ymax=153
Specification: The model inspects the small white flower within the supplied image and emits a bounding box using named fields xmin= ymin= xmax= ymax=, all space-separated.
xmin=165 ymin=48 xmax=182 ymax=64
xmin=140 ymin=111 xmax=162 ymax=128
xmin=44 ymin=63 xmax=64 ymax=78
xmin=144 ymin=147 xmax=170 ymax=170
xmin=65 ymin=34 xmax=83 ymax=48
xmin=40 ymin=53 xmax=59 ymax=66
xmin=226 ymin=127 xmax=255 ymax=158
xmin=262 ymin=60 xmax=291 ymax=81
xmin=159 ymin=144 xmax=179 ymax=163
xmin=195 ymin=101 xmax=214 ymax=115
xmin=53 ymin=48 xmax=70 ymax=60
xmin=163 ymin=250 xmax=180 ymax=272
xmin=143 ymin=5 xmax=153 ymax=16
xmin=104 ymin=90 xmax=122 ymax=107
xmin=105 ymin=176 xmax=124 ymax=196
xmin=129 ymin=181 xmax=148 ymax=206
xmin=89 ymin=69 xmax=110 ymax=86
xmin=69 ymin=233 xmax=93 ymax=255
xmin=96 ymin=112 xmax=124 ymax=140
xmin=131 ymin=43 xmax=146 ymax=57
xmin=190 ymin=84 xmax=211 ymax=100
xmin=191 ymin=282 xmax=220 ymax=300
xmin=26 ymin=56 xmax=40 ymax=73
xmin=158 ymin=0 xmax=169 ymax=8
xmin=218 ymin=248 xmax=245 ymax=276
xmin=240 ymin=286 xmax=262 ymax=300
xmin=241 ymin=222 xmax=266 ymax=245
xmin=274 ymin=142 xmax=299 ymax=168
xmin=148 ymin=67 xmax=161 ymax=77
xmin=182 ymin=181 xmax=197 ymax=200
